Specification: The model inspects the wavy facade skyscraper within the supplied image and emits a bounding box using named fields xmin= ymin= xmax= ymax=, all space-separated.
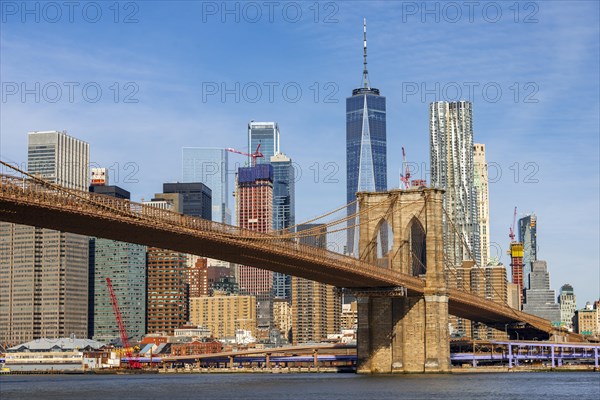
xmin=430 ymin=101 xmax=481 ymax=267
xmin=346 ymin=19 xmax=387 ymax=256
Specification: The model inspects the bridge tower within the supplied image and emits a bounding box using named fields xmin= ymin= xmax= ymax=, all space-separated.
xmin=355 ymin=188 xmax=450 ymax=373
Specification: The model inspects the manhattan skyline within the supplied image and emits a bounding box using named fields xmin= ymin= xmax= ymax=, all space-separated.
xmin=0 ymin=2 xmax=598 ymax=304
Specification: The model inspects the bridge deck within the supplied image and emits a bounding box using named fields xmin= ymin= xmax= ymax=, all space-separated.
xmin=0 ymin=175 xmax=580 ymax=340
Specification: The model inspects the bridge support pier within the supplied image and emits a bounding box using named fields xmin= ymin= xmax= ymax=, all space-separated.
xmin=356 ymin=189 xmax=450 ymax=374
xmin=357 ymin=292 xmax=450 ymax=373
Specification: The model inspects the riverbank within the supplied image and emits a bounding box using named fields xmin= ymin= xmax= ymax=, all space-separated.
xmin=2 ymin=365 xmax=598 ymax=375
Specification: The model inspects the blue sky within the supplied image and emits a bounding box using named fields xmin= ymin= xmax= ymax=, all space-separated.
xmin=1 ymin=1 xmax=598 ymax=305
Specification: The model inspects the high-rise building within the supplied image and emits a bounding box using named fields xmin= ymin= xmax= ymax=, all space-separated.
xmin=470 ymin=263 xmax=508 ymax=340
xmin=430 ymin=101 xmax=480 ymax=267
xmin=162 ymin=182 xmax=212 ymax=220
xmin=187 ymin=255 xmax=209 ymax=298
xmin=558 ymin=284 xmax=577 ymax=330
xmin=509 ymin=242 xmax=525 ymax=303
xmin=473 ymin=143 xmax=489 ymax=266
xmin=189 ymin=293 xmax=256 ymax=339
xmin=181 ymin=148 xmax=231 ymax=224
xmin=271 ymin=153 xmax=295 ymax=233
xmin=236 ymin=164 xmax=274 ymax=339
xmin=248 ymin=122 xmax=280 ymax=164
xmin=446 ymin=260 xmax=474 ymax=338
xmin=522 ymin=260 xmax=561 ymax=323
xmin=518 ymin=214 xmax=537 ymax=281
xmin=507 ymin=283 xmax=522 ymax=310
xmin=144 ymin=188 xmax=212 ymax=336
xmin=146 ymin=246 xmax=188 ymax=336
xmin=346 ymin=19 xmax=387 ymax=255
xmin=0 ymin=131 xmax=89 ymax=345
xmin=271 ymin=153 xmax=295 ymax=301
xmin=89 ymin=183 xmax=146 ymax=343
xmin=291 ymin=224 xmax=341 ymax=344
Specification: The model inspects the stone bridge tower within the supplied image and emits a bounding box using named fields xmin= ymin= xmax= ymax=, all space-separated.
xmin=355 ymin=188 xmax=450 ymax=373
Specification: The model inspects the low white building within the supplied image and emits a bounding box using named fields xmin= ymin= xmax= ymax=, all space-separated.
xmin=5 ymin=337 xmax=106 ymax=372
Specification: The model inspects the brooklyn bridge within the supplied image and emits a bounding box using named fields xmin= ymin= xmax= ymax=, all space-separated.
xmin=0 ymin=161 xmax=581 ymax=373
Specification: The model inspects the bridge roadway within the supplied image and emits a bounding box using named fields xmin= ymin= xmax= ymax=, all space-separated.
xmin=0 ymin=174 xmax=578 ymax=339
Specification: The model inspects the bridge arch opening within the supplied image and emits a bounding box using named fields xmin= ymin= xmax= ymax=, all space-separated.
xmin=375 ymin=218 xmax=394 ymax=268
xmin=409 ymin=217 xmax=426 ymax=276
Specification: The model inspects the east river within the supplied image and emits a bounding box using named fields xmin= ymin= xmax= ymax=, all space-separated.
xmin=1 ymin=372 xmax=599 ymax=399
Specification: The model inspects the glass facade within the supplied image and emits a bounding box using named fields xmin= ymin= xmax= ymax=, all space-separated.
xmin=270 ymin=153 xmax=295 ymax=300
xmin=162 ymin=182 xmax=212 ymax=220
xmin=248 ymin=122 xmax=280 ymax=164
xmin=89 ymin=185 xmax=146 ymax=343
xmin=182 ymin=148 xmax=231 ymax=224
xmin=519 ymin=214 xmax=537 ymax=282
xmin=346 ymin=88 xmax=387 ymax=255
xmin=92 ymin=238 xmax=146 ymax=343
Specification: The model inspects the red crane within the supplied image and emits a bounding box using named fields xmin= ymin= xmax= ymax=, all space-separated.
xmin=509 ymin=206 xmax=517 ymax=242
xmin=400 ymin=147 xmax=410 ymax=189
xmin=225 ymin=144 xmax=264 ymax=167
xmin=106 ymin=277 xmax=142 ymax=369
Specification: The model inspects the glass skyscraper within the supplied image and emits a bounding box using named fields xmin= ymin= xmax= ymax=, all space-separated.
xmin=182 ymin=148 xmax=230 ymax=224
xmin=89 ymin=184 xmax=146 ymax=344
xmin=519 ymin=214 xmax=537 ymax=282
xmin=346 ymin=20 xmax=387 ymax=255
xmin=247 ymin=122 xmax=294 ymax=300
xmin=271 ymin=153 xmax=295 ymax=300
xmin=248 ymin=122 xmax=280 ymax=164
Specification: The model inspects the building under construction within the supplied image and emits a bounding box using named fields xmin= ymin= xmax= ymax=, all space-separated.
xmin=236 ymin=164 xmax=274 ymax=340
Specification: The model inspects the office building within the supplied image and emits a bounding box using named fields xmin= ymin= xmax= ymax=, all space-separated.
xmin=430 ymin=101 xmax=480 ymax=267
xmin=236 ymin=164 xmax=274 ymax=295
xmin=470 ymin=262 xmax=508 ymax=340
xmin=248 ymin=122 xmax=280 ymax=164
xmin=346 ymin=20 xmax=387 ymax=255
xmin=291 ymin=224 xmax=341 ymax=344
xmin=507 ymin=283 xmax=522 ymax=310
xmin=522 ymin=261 xmax=560 ymax=323
xmin=518 ymin=214 xmax=537 ymax=281
xmin=558 ymin=284 xmax=577 ymax=330
xmin=89 ymin=183 xmax=146 ymax=343
xmin=446 ymin=260 xmax=473 ymax=338
xmin=144 ymin=189 xmax=211 ymax=336
xmin=573 ymin=303 xmax=599 ymax=337
xmin=236 ymin=164 xmax=274 ymax=339
xmin=509 ymin=242 xmax=525 ymax=302
xmin=0 ymin=131 xmax=89 ymax=345
xmin=182 ymin=147 xmax=231 ymax=224
xmin=189 ymin=294 xmax=256 ymax=339
xmin=162 ymin=182 xmax=212 ymax=220
xmin=271 ymin=152 xmax=295 ymax=300
xmin=473 ymin=143 xmax=489 ymax=266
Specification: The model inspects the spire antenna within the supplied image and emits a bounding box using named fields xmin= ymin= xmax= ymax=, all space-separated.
xmin=362 ymin=18 xmax=370 ymax=89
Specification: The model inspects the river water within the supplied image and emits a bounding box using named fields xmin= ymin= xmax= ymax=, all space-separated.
xmin=1 ymin=372 xmax=599 ymax=399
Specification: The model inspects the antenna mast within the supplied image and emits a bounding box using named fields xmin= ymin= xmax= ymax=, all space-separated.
xmin=362 ymin=18 xmax=370 ymax=89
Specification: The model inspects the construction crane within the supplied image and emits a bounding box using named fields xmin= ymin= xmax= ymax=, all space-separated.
xmin=105 ymin=277 xmax=142 ymax=369
xmin=509 ymin=206 xmax=517 ymax=242
xmin=225 ymin=144 xmax=264 ymax=167
xmin=399 ymin=147 xmax=410 ymax=189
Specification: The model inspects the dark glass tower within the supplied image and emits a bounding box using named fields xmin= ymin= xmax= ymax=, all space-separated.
xmin=346 ymin=19 xmax=387 ymax=255
xmin=271 ymin=153 xmax=295 ymax=300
